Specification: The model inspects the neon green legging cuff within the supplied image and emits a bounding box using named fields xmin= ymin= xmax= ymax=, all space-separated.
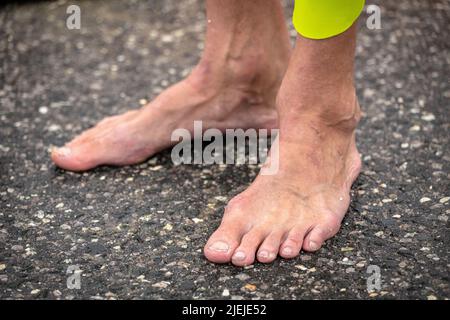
xmin=293 ymin=0 xmax=366 ymax=40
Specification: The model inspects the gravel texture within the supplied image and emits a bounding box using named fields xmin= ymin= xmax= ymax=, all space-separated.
xmin=0 ymin=0 xmax=448 ymax=300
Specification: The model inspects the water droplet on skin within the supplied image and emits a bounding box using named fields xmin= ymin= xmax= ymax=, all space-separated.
xmin=339 ymin=197 xmax=344 ymax=201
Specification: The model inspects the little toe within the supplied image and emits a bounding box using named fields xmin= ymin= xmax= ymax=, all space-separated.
xmin=302 ymin=222 xmax=339 ymax=252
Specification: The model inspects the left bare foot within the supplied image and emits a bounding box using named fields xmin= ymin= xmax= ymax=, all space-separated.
xmin=204 ymin=82 xmax=362 ymax=266
xmin=204 ymin=22 xmax=362 ymax=266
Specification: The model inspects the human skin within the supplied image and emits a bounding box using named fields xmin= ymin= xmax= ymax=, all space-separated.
xmin=204 ymin=24 xmax=361 ymax=266
xmin=52 ymin=0 xmax=361 ymax=266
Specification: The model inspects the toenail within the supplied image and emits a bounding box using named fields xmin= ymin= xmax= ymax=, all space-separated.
xmin=56 ymin=147 xmax=71 ymax=157
xmin=258 ymin=250 xmax=269 ymax=259
xmin=309 ymin=241 xmax=319 ymax=251
xmin=232 ymin=251 xmax=246 ymax=261
xmin=282 ymin=247 xmax=293 ymax=256
xmin=209 ymin=241 xmax=229 ymax=252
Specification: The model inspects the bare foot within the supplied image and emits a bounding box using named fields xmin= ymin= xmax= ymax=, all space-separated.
xmin=204 ymin=18 xmax=361 ymax=266
xmin=52 ymin=68 xmax=277 ymax=171
xmin=204 ymin=82 xmax=362 ymax=266
xmin=51 ymin=0 xmax=291 ymax=171
xmin=204 ymin=23 xmax=362 ymax=266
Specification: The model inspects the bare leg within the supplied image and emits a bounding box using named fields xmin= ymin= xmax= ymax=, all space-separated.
xmin=52 ymin=0 xmax=291 ymax=171
xmin=205 ymin=24 xmax=362 ymax=266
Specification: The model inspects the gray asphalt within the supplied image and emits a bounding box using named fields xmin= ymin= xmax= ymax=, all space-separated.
xmin=0 ymin=0 xmax=449 ymax=299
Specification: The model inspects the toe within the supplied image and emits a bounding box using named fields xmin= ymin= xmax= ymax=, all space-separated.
xmin=51 ymin=145 xmax=73 ymax=168
xmin=279 ymin=226 xmax=306 ymax=259
xmin=303 ymin=222 xmax=340 ymax=252
xmin=51 ymin=139 xmax=98 ymax=172
xmin=232 ymin=227 xmax=268 ymax=267
xmin=257 ymin=231 xmax=283 ymax=263
xmin=51 ymin=144 xmax=84 ymax=171
xmin=204 ymin=221 xmax=246 ymax=264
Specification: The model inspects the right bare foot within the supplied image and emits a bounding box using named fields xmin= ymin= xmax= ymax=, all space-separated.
xmin=51 ymin=0 xmax=291 ymax=171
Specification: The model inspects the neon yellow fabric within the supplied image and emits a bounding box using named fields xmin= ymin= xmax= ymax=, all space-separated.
xmin=293 ymin=0 xmax=365 ymax=39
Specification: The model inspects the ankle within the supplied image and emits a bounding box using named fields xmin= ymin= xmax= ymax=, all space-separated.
xmin=186 ymin=1 xmax=291 ymax=95
xmin=278 ymin=83 xmax=361 ymax=133
xmin=186 ymin=44 xmax=289 ymax=102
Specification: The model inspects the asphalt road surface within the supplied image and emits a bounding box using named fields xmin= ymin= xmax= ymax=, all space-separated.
xmin=0 ymin=0 xmax=448 ymax=299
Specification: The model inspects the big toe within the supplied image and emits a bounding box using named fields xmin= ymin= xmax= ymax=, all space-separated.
xmin=204 ymin=221 xmax=246 ymax=264
xmin=51 ymin=140 xmax=99 ymax=172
